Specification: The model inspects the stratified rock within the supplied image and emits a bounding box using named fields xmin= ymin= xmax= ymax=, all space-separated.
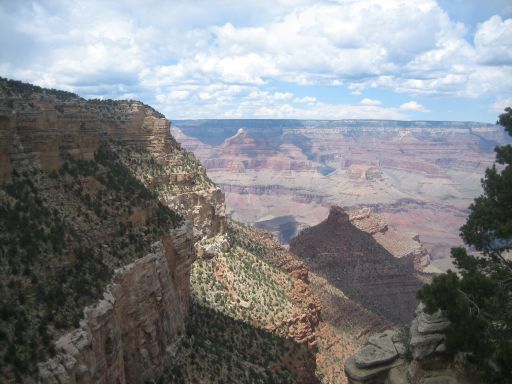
xmin=290 ymin=205 xmax=422 ymax=324
xmin=346 ymin=303 xmax=458 ymax=384
xmin=345 ymin=356 xmax=405 ymax=383
xmin=350 ymin=208 xmax=432 ymax=272
xmin=369 ymin=330 xmax=399 ymax=354
xmin=385 ymin=365 xmax=409 ymax=384
xmin=38 ymin=225 xmax=195 ymax=384
xmin=355 ymin=329 xmax=400 ymax=368
xmin=416 ymin=304 xmax=450 ymax=334
xmin=409 ymin=304 xmax=451 ymax=362
xmin=195 ymin=233 xmax=230 ymax=259
xmin=355 ymin=344 xmax=398 ymax=368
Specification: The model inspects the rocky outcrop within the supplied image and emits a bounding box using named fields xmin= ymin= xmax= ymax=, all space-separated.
xmin=0 ymin=79 xmax=226 ymax=241
xmin=0 ymin=79 xmax=227 ymax=383
xmin=39 ymin=225 xmax=195 ymax=384
xmin=349 ymin=208 xmax=432 ymax=272
xmin=290 ymin=206 xmax=422 ymax=324
xmin=345 ymin=304 xmax=466 ymax=384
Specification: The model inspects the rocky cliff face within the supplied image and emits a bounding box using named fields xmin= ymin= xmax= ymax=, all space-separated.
xmin=349 ymin=208 xmax=434 ymax=273
xmin=345 ymin=304 xmax=472 ymax=384
xmin=0 ymin=80 xmax=225 ymax=239
xmin=0 ymin=78 xmax=225 ymax=383
xmin=39 ymin=226 xmax=194 ymax=384
xmin=290 ymin=206 xmax=422 ymax=325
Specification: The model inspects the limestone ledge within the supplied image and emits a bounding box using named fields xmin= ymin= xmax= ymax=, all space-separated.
xmin=345 ymin=304 xmax=457 ymax=384
xmin=349 ymin=208 xmax=431 ymax=272
xmin=163 ymin=187 xmax=226 ymax=239
xmin=38 ymin=222 xmax=195 ymax=384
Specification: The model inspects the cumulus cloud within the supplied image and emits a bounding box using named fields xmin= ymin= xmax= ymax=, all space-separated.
xmin=0 ymin=0 xmax=510 ymax=119
xmin=360 ymin=98 xmax=382 ymax=106
xmin=400 ymin=101 xmax=430 ymax=112
xmin=490 ymin=97 xmax=512 ymax=112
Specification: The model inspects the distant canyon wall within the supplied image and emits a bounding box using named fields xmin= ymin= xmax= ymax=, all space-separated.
xmin=174 ymin=120 xmax=509 ymax=269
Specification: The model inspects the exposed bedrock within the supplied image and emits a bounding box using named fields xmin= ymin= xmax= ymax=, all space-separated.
xmin=345 ymin=304 xmax=466 ymax=384
xmin=290 ymin=206 xmax=422 ymax=324
xmin=39 ymin=225 xmax=195 ymax=384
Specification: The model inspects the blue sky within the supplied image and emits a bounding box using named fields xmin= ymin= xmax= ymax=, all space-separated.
xmin=1 ymin=0 xmax=511 ymax=122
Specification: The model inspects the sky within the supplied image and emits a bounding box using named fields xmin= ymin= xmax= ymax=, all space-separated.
xmin=1 ymin=0 xmax=511 ymax=122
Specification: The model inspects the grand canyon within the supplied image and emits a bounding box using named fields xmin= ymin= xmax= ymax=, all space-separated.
xmin=174 ymin=119 xmax=510 ymax=270
xmin=2 ymin=1 xmax=511 ymax=382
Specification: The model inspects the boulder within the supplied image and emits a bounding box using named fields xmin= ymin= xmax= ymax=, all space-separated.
xmin=355 ymin=329 xmax=400 ymax=368
xmin=409 ymin=318 xmax=445 ymax=360
xmin=345 ymin=356 xmax=405 ymax=383
xmin=416 ymin=304 xmax=450 ymax=334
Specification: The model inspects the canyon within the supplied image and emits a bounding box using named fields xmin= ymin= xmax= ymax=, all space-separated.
xmin=1 ymin=78 xmax=492 ymax=384
xmin=174 ymin=119 xmax=509 ymax=270
xmin=0 ymin=79 xmax=322 ymax=383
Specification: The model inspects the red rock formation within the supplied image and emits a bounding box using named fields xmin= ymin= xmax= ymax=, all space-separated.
xmin=290 ymin=206 xmax=422 ymax=325
xmin=39 ymin=226 xmax=195 ymax=384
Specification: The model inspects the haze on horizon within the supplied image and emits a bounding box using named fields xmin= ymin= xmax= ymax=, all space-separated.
xmin=1 ymin=0 xmax=511 ymax=122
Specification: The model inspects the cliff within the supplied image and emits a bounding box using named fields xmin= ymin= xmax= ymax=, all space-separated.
xmin=39 ymin=227 xmax=194 ymax=383
xmin=0 ymin=78 xmax=323 ymax=384
xmin=290 ymin=206 xmax=422 ymax=325
xmin=175 ymin=119 xmax=509 ymax=268
xmin=0 ymin=78 xmax=223 ymax=383
xmin=349 ymin=208 xmax=434 ymax=273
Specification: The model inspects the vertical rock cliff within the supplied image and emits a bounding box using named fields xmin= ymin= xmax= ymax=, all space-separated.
xmin=39 ymin=228 xmax=195 ymax=383
xmin=0 ymin=78 xmax=225 ymax=383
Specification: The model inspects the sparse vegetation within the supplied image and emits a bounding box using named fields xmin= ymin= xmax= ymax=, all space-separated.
xmin=0 ymin=141 xmax=181 ymax=381
xmin=157 ymin=220 xmax=317 ymax=383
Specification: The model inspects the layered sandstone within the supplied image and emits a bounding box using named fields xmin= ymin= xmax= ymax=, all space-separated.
xmin=345 ymin=304 xmax=472 ymax=384
xmin=175 ymin=119 xmax=509 ymax=269
xmin=290 ymin=206 xmax=422 ymax=324
xmin=0 ymin=78 xmax=225 ymax=383
xmin=39 ymin=226 xmax=194 ymax=384
xmin=349 ymin=208 xmax=433 ymax=272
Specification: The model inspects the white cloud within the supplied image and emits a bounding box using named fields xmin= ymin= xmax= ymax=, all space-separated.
xmin=294 ymin=96 xmax=317 ymax=104
xmin=0 ymin=0 xmax=510 ymax=119
xmin=360 ymin=98 xmax=381 ymax=106
xmin=475 ymin=15 xmax=512 ymax=66
xmin=490 ymin=97 xmax=512 ymax=112
xmin=400 ymin=101 xmax=430 ymax=112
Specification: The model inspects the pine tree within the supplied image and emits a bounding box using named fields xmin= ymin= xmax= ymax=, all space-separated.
xmin=418 ymin=107 xmax=512 ymax=382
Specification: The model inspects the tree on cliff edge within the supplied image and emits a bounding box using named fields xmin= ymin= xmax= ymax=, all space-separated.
xmin=418 ymin=107 xmax=512 ymax=382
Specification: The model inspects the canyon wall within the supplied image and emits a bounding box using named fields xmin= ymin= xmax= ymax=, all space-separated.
xmin=0 ymin=79 xmax=225 ymax=383
xmin=39 ymin=226 xmax=195 ymax=384
xmin=174 ymin=119 xmax=509 ymax=270
xmin=290 ymin=206 xmax=422 ymax=325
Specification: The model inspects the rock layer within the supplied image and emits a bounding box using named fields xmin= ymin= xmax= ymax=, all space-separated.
xmin=345 ymin=304 xmax=468 ymax=384
xmin=175 ymin=119 xmax=510 ymax=268
xmin=0 ymin=79 xmax=225 ymax=383
xmin=39 ymin=226 xmax=195 ymax=384
xmin=290 ymin=206 xmax=422 ymax=324
xmin=349 ymin=208 xmax=433 ymax=272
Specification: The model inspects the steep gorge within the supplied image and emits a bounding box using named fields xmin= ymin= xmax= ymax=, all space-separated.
xmin=174 ymin=119 xmax=509 ymax=269
xmin=0 ymin=78 xmax=328 ymax=384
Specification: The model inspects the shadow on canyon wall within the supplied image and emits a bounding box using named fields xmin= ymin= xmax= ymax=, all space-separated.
xmin=290 ymin=207 xmax=422 ymax=325
xmin=158 ymin=301 xmax=318 ymax=384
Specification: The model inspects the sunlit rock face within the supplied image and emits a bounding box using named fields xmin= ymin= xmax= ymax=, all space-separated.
xmin=0 ymin=78 xmax=225 ymax=383
xmin=174 ymin=119 xmax=510 ymax=270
